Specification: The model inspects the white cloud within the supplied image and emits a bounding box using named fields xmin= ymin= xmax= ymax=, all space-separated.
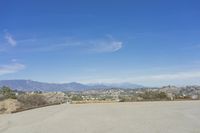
xmin=0 ymin=63 xmax=25 ymax=75
xmin=17 ymin=36 xmax=123 ymax=53
xmin=5 ymin=32 xmax=17 ymax=46
xmin=78 ymin=70 xmax=200 ymax=84
xmin=88 ymin=40 xmax=122 ymax=53
xmin=128 ymin=71 xmax=200 ymax=82
xmin=1 ymin=32 xmax=122 ymax=53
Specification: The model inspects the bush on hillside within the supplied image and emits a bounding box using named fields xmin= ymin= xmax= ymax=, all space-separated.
xmin=17 ymin=94 xmax=47 ymax=108
xmin=71 ymin=95 xmax=83 ymax=101
xmin=0 ymin=86 xmax=16 ymax=99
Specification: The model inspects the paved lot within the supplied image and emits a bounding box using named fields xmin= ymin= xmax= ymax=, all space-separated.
xmin=0 ymin=101 xmax=200 ymax=133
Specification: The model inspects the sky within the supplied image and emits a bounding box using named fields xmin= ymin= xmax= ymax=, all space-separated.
xmin=0 ymin=0 xmax=200 ymax=86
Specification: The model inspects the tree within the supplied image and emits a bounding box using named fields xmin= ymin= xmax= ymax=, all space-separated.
xmin=71 ymin=95 xmax=83 ymax=101
xmin=0 ymin=86 xmax=16 ymax=99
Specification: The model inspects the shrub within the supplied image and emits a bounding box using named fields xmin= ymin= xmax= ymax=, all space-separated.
xmin=71 ymin=95 xmax=83 ymax=101
xmin=17 ymin=94 xmax=47 ymax=108
xmin=0 ymin=86 xmax=16 ymax=99
xmin=0 ymin=94 xmax=5 ymax=101
xmin=139 ymin=91 xmax=169 ymax=101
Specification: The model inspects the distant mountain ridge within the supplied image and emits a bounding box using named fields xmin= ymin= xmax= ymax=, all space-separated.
xmin=0 ymin=80 xmax=143 ymax=92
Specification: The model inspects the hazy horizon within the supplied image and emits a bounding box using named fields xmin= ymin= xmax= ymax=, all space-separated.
xmin=1 ymin=1 xmax=200 ymax=86
xmin=1 ymin=79 xmax=200 ymax=88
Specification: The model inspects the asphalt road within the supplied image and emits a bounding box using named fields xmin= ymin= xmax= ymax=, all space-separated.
xmin=0 ymin=101 xmax=200 ymax=133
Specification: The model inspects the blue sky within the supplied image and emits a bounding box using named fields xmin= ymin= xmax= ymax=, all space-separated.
xmin=0 ymin=0 xmax=200 ymax=86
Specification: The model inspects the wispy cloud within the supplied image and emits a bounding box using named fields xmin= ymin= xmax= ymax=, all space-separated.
xmin=4 ymin=32 xmax=17 ymax=46
xmin=130 ymin=71 xmax=200 ymax=82
xmin=37 ymin=38 xmax=123 ymax=53
xmin=15 ymin=36 xmax=123 ymax=53
xmin=0 ymin=62 xmax=25 ymax=76
xmin=87 ymin=40 xmax=122 ymax=53
xmin=78 ymin=70 xmax=200 ymax=84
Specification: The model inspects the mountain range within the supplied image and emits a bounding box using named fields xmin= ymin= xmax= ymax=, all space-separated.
xmin=0 ymin=80 xmax=143 ymax=92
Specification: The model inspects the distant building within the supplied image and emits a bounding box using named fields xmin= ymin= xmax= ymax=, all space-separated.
xmin=191 ymin=95 xmax=199 ymax=100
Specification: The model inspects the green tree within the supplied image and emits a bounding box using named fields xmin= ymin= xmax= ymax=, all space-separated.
xmin=71 ymin=95 xmax=83 ymax=101
xmin=0 ymin=86 xmax=16 ymax=99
